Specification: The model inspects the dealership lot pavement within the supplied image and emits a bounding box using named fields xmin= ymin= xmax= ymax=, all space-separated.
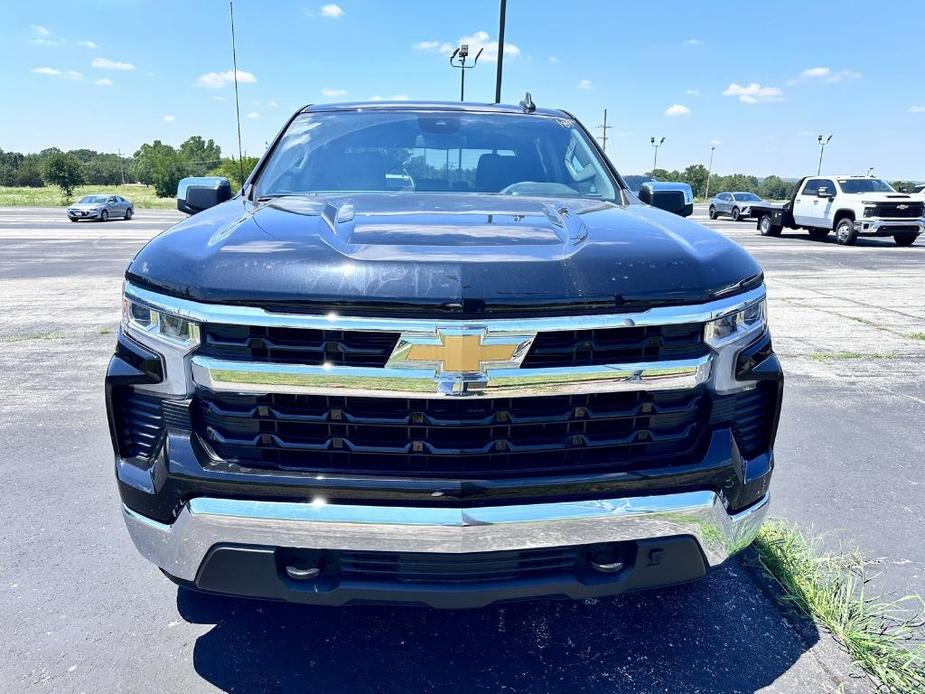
xmin=3 ymin=204 xmax=923 ymax=692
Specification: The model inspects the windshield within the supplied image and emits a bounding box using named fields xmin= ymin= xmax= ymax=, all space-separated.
xmin=78 ymin=195 xmax=107 ymax=204
xmin=837 ymin=178 xmax=895 ymax=194
xmin=733 ymin=193 xmax=761 ymax=201
xmin=255 ymin=110 xmax=618 ymax=201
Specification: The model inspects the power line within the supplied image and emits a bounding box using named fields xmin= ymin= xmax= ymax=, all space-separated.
xmin=229 ymin=0 xmax=245 ymax=189
xmin=596 ymin=109 xmax=612 ymax=153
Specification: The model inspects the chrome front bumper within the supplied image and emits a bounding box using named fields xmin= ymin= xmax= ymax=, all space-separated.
xmin=122 ymin=491 xmax=769 ymax=583
xmin=853 ymin=219 xmax=924 ymax=235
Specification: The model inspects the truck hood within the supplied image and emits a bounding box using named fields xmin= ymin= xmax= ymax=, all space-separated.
xmin=848 ymin=193 xmax=917 ymax=203
xmin=127 ymin=193 xmax=763 ymax=317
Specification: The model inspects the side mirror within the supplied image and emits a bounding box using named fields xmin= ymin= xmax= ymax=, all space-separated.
xmin=177 ymin=176 xmax=233 ymax=215
xmin=637 ymin=181 xmax=694 ymax=217
xmin=816 ymin=187 xmax=831 ymax=198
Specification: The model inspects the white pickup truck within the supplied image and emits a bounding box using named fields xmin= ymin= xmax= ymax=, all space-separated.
xmin=751 ymin=175 xmax=924 ymax=246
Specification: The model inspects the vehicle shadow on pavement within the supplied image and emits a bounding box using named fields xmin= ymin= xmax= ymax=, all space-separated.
xmin=178 ymin=559 xmax=822 ymax=693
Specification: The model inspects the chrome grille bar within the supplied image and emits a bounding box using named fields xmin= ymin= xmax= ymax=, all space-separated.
xmin=190 ymin=354 xmax=711 ymax=398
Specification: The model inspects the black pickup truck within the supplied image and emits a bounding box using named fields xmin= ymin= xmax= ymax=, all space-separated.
xmin=108 ymin=101 xmax=782 ymax=608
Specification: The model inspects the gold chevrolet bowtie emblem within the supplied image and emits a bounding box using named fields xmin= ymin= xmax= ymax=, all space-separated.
xmin=388 ymin=329 xmax=535 ymax=374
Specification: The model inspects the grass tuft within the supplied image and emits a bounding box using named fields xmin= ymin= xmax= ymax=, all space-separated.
xmin=908 ymin=332 xmax=925 ymax=341
xmin=753 ymin=520 xmax=925 ymax=693
xmin=809 ymin=351 xmax=897 ymax=362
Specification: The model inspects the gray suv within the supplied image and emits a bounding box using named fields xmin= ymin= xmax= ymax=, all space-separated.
xmin=709 ymin=192 xmax=767 ymax=222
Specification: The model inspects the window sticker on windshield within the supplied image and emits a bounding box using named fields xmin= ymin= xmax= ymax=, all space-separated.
xmin=556 ymin=119 xmax=573 ymax=128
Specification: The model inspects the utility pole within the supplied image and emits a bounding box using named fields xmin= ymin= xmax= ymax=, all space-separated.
xmin=816 ymin=134 xmax=832 ymax=176
xmin=117 ymin=148 xmax=125 ymax=185
xmin=450 ymin=44 xmax=483 ymax=102
xmin=650 ymin=136 xmax=665 ymax=172
xmin=596 ymin=109 xmax=612 ymax=152
xmin=494 ymin=0 xmax=507 ymax=103
xmin=704 ymin=144 xmax=716 ymax=200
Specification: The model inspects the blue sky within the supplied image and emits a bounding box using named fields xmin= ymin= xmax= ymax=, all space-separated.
xmin=3 ymin=0 xmax=924 ymax=179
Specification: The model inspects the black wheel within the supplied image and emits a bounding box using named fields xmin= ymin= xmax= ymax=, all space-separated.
xmin=69 ymin=217 xmax=79 ymax=223
xmin=708 ymin=205 xmax=718 ymax=220
xmin=99 ymin=209 xmax=109 ymax=222
xmin=124 ymin=207 xmax=133 ymax=220
xmin=834 ymin=218 xmax=857 ymax=245
xmin=731 ymin=206 xmax=741 ymax=222
xmin=808 ymin=228 xmax=830 ymax=240
xmin=894 ymin=234 xmax=918 ymax=247
xmin=758 ymin=214 xmax=782 ymax=237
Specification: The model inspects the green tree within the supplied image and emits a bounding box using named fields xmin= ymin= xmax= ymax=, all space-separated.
xmin=179 ymin=136 xmax=222 ymax=176
xmin=210 ymin=156 xmax=259 ymax=189
xmin=41 ymin=151 xmax=85 ymax=197
xmin=680 ymin=164 xmax=709 ymax=198
xmin=759 ymin=175 xmax=789 ymax=200
xmin=14 ymin=155 xmax=44 ymax=187
xmin=132 ymin=140 xmax=188 ymax=195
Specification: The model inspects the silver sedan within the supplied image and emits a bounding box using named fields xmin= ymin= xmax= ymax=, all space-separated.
xmin=709 ymin=192 xmax=767 ymax=222
xmin=67 ymin=194 xmax=134 ymax=222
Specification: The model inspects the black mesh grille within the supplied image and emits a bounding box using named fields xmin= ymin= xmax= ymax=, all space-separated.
xmin=198 ymin=324 xmax=401 ymax=367
xmin=522 ymin=324 xmax=705 ymax=367
xmin=868 ymin=202 xmax=924 ymax=219
xmin=337 ymin=547 xmax=579 ymax=584
xmin=194 ymin=388 xmax=711 ymax=478
xmin=111 ymin=388 xmax=164 ymax=459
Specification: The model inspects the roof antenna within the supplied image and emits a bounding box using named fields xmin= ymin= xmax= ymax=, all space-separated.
xmin=519 ymin=92 xmax=535 ymax=113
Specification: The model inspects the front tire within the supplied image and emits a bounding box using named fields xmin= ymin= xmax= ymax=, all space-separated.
xmin=124 ymin=207 xmax=133 ymax=220
xmin=99 ymin=209 xmax=109 ymax=222
xmin=894 ymin=234 xmax=918 ymax=247
xmin=708 ymin=205 xmax=717 ymax=220
xmin=834 ymin=218 xmax=857 ymax=245
xmin=68 ymin=217 xmax=79 ymax=223
xmin=759 ymin=214 xmax=782 ymax=237
xmin=732 ymin=207 xmax=741 ymax=222
xmin=808 ymin=228 xmax=830 ymax=241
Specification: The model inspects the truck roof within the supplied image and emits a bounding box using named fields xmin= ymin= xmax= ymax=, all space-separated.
xmin=300 ymin=100 xmax=569 ymax=118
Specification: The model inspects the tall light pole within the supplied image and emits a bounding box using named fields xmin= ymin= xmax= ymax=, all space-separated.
xmin=816 ymin=134 xmax=832 ymax=176
xmin=650 ymin=136 xmax=665 ymax=172
xmin=449 ymin=44 xmax=483 ymax=102
xmin=704 ymin=144 xmax=717 ymax=201
xmin=494 ymin=0 xmax=507 ymax=103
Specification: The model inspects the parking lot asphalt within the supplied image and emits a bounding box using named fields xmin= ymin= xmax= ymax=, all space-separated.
xmin=3 ymin=203 xmax=923 ymax=692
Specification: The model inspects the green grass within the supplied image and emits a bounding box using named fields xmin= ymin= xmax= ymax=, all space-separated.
xmin=909 ymin=332 xmax=925 ymax=341
xmin=809 ymin=351 xmax=897 ymax=362
xmin=1 ymin=330 xmax=66 ymax=343
xmin=753 ymin=520 xmax=925 ymax=693
xmin=0 ymin=185 xmax=176 ymax=209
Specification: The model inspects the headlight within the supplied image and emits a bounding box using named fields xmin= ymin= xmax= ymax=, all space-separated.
xmin=863 ymin=207 xmax=876 ymax=218
xmin=705 ymin=297 xmax=768 ymax=393
xmin=122 ymin=297 xmax=200 ymax=346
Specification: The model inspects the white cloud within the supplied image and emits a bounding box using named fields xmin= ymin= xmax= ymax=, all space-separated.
xmin=319 ymin=3 xmax=344 ymax=18
xmin=548 ymin=56 xmax=559 ymax=63
xmin=577 ymin=79 xmax=592 ymax=90
xmin=31 ymin=24 xmax=51 ymax=37
xmin=212 ymin=95 xmax=226 ymax=101
xmin=162 ymin=115 xmax=175 ymax=122
xmin=29 ymin=25 xmax=63 ymax=46
xmin=722 ymin=82 xmax=784 ymax=104
xmin=196 ymin=69 xmax=257 ymax=88
xmin=77 ymin=40 xmax=98 ymax=49
xmin=267 ymin=100 xmax=279 ymax=107
xmin=94 ymin=77 xmax=113 ymax=86
xmin=31 ymin=66 xmax=83 ymax=80
xmin=711 ymin=139 xmax=722 ymax=146
xmin=246 ymin=111 xmax=260 ymax=119
xmin=412 ymin=30 xmax=519 ymax=63
xmin=789 ymin=66 xmax=862 ymax=85
xmin=909 ymin=105 xmax=925 ymax=113
xmin=683 ymin=38 xmax=702 ymax=46
xmin=684 ymin=89 xmax=700 ymax=96
xmin=664 ymin=104 xmax=691 ymax=117
xmin=371 ymin=93 xmax=410 ymax=101
xmin=92 ymin=57 xmax=135 ymax=71
xmin=321 ymin=87 xmax=348 ymax=97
